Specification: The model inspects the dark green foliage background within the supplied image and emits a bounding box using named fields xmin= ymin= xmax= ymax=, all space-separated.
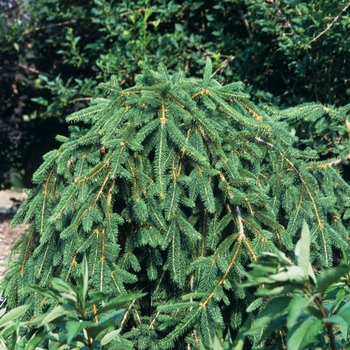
xmin=1 ymin=0 xmax=350 ymax=187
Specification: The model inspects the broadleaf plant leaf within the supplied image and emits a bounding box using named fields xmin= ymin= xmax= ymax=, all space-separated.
xmin=66 ymin=320 xmax=91 ymax=345
xmin=41 ymin=305 xmax=69 ymax=325
xmin=96 ymin=293 xmax=145 ymax=315
xmin=335 ymin=303 xmax=350 ymax=324
xmin=295 ymin=220 xmax=317 ymax=284
xmin=0 ymin=304 xmax=30 ymax=328
xmin=286 ymin=318 xmax=323 ymax=350
xmin=287 ymin=295 xmax=317 ymax=329
xmin=316 ymin=265 xmax=350 ymax=296
xmin=230 ymin=315 xmax=252 ymax=350
xmin=245 ymin=296 xmax=292 ymax=335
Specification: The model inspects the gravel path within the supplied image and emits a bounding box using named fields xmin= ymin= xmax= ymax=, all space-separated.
xmin=0 ymin=190 xmax=28 ymax=280
xmin=0 ymin=218 xmax=28 ymax=279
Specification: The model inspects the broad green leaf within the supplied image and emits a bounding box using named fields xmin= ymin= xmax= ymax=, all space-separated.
xmin=12 ymin=336 xmax=26 ymax=349
xmin=255 ymin=284 xmax=297 ymax=296
xmin=286 ymin=318 xmax=322 ymax=350
xmin=339 ymin=324 xmax=349 ymax=342
xmin=212 ymin=335 xmax=223 ymax=350
xmin=246 ymin=298 xmax=263 ymax=312
xmin=230 ymin=315 xmax=251 ymax=350
xmin=59 ymin=292 xmax=78 ymax=304
xmin=307 ymin=306 xmax=323 ymax=319
xmin=45 ymin=332 xmax=68 ymax=342
xmin=25 ymin=313 xmax=47 ymax=326
xmin=100 ymin=328 xmax=122 ymax=346
xmin=29 ymin=286 xmax=62 ymax=300
xmin=259 ymin=314 xmax=288 ymax=344
xmin=335 ymin=303 xmax=350 ymax=324
xmin=96 ymin=293 xmax=145 ymax=315
xmin=324 ymin=315 xmax=349 ymax=326
xmin=24 ymin=331 xmax=49 ymax=350
xmin=41 ymin=305 xmax=68 ymax=325
xmin=66 ymin=320 xmax=91 ymax=345
xmin=50 ymin=278 xmax=76 ymax=293
xmin=245 ymin=296 xmax=291 ymax=335
xmin=87 ymin=310 xmax=125 ymax=340
xmin=85 ymin=292 xmax=111 ymax=309
xmin=0 ymin=304 xmax=30 ymax=328
xmin=316 ymin=265 xmax=350 ymax=296
xmin=276 ymin=251 xmax=294 ymax=266
xmin=201 ymin=333 xmax=222 ymax=350
xmin=269 ymin=266 xmax=305 ymax=284
xmin=333 ymin=288 xmax=347 ymax=313
xmin=343 ymin=208 xmax=350 ymax=220
xmin=295 ymin=220 xmax=316 ymax=284
xmin=287 ymin=296 xmax=317 ymax=328
xmin=248 ymin=251 xmax=292 ymax=267
xmin=294 ymin=220 xmax=309 ymax=272
xmin=241 ymin=275 xmax=276 ymax=286
xmin=0 ymin=323 xmax=18 ymax=349
xmin=82 ymin=255 xmax=89 ymax=302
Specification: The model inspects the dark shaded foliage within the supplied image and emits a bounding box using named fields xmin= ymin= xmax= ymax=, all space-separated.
xmin=1 ymin=0 xmax=350 ymax=187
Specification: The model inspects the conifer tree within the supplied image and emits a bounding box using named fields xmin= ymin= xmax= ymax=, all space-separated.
xmin=1 ymin=59 xmax=350 ymax=349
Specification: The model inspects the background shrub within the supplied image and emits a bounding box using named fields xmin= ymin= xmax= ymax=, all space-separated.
xmin=1 ymin=0 xmax=350 ymax=187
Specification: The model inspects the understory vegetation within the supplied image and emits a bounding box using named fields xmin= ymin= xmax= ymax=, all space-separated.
xmin=1 ymin=59 xmax=350 ymax=349
xmin=1 ymin=1 xmax=350 ymax=349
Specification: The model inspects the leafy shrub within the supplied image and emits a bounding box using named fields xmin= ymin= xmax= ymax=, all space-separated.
xmin=1 ymin=59 xmax=350 ymax=349
xmin=200 ymin=221 xmax=350 ymax=350
xmin=242 ymin=221 xmax=350 ymax=350
xmin=0 ymin=298 xmax=30 ymax=349
xmin=2 ymin=0 xmax=350 ymax=187
xmin=0 ymin=257 xmax=142 ymax=349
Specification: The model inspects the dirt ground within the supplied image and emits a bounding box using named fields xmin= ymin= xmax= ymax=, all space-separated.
xmin=0 ymin=190 xmax=28 ymax=279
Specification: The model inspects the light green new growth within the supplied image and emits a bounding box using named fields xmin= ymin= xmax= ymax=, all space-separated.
xmin=1 ymin=59 xmax=350 ymax=349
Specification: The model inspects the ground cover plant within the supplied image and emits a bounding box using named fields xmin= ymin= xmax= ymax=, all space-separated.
xmin=198 ymin=222 xmax=350 ymax=349
xmin=1 ymin=59 xmax=350 ymax=349
xmin=243 ymin=221 xmax=350 ymax=350
xmin=0 ymin=256 xmax=143 ymax=350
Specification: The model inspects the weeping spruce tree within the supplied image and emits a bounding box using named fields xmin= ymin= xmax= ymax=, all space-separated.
xmin=2 ymin=59 xmax=350 ymax=348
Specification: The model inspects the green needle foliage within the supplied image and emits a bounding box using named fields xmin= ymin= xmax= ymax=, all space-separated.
xmin=1 ymin=59 xmax=350 ymax=349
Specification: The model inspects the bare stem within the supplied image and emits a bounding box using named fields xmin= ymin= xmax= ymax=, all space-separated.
xmin=307 ymin=2 xmax=350 ymax=46
xmin=315 ymin=297 xmax=336 ymax=350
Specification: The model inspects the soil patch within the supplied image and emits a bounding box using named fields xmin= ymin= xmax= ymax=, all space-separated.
xmin=0 ymin=216 xmax=28 ymax=279
xmin=0 ymin=190 xmax=28 ymax=280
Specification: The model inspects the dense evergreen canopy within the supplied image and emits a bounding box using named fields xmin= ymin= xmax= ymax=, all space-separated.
xmin=2 ymin=59 xmax=350 ymax=348
xmin=1 ymin=1 xmax=350 ymax=348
